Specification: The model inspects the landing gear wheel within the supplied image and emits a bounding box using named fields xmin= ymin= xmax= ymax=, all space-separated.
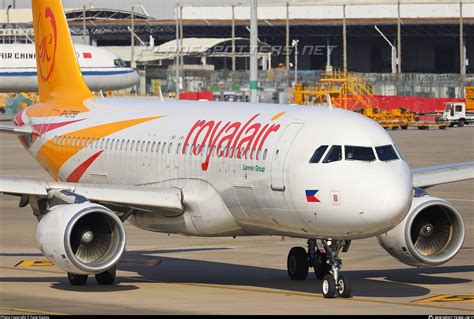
xmin=68 ymin=273 xmax=88 ymax=286
xmin=95 ymin=266 xmax=117 ymax=285
xmin=314 ymin=250 xmax=330 ymax=280
xmin=287 ymin=247 xmax=309 ymax=280
xmin=322 ymin=274 xmax=336 ymax=298
xmin=336 ymin=274 xmax=351 ymax=298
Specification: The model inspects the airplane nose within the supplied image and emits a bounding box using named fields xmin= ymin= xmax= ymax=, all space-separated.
xmin=358 ymin=161 xmax=413 ymax=233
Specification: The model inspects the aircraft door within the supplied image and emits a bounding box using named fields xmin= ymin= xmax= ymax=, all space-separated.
xmin=270 ymin=123 xmax=304 ymax=191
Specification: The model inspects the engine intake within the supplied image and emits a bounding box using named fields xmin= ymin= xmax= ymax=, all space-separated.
xmin=36 ymin=202 xmax=126 ymax=274
xmin=377 ymin=195 xmax=464 ymax=267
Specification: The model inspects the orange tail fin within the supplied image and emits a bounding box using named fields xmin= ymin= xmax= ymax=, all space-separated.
xmin=32 ymin=0 xmax=93 ymax=105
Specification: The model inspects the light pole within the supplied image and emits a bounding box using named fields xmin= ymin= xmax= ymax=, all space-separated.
xmin=175 ymin=2 xmax=180 ymax=98
xmin=375 ymin=25 xmax=396 ymax=74
xmin=292 ymin=39 xmax=299 ymax=84
xmin=250 ymin=0 xmax=258 ymax=103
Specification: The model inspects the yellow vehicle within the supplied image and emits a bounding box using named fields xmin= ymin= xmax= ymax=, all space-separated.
xmin=466 ymin=86 xmax=473 ymax=111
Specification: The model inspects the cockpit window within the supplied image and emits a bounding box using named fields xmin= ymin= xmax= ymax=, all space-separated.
xmin=322 ymin=145 xmax=342 ymax=163
xmin=309 ymin=145 xmax=328 ymax=163
xmin=114 ymin=58 xmax=127 ymax=67
xmin=345 ymin=146 xmax=376 ymax=162
xmin=375 ymin=145 xmax=399 ymax=161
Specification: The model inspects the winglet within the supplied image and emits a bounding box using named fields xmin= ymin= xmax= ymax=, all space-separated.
xmin=32 ymin=0 xmax=93 ymax=105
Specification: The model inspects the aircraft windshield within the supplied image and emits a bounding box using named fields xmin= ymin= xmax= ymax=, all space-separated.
xmin=322 ymin=145 xmax=342 ymax=163
xmin=375 ymin=145 xmax=399 ymax=161
xmin=309 ymin=145 xmax=328 ymax=163
xmin=114 ymin=58 xmax=127 ymax=67
xmin=345 ymin=146 xmax=375 ymax=162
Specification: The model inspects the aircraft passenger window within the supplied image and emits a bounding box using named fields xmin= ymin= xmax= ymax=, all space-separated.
xmin=375 ymin=145 xmax=399 ymax=161
xmin=309 ymin=145 xmax=328 ymax=163
xmin=344 ymin=145 xmax=376 ymax=162
xmin=263 ymin=149 xmax=267 ymax=160
xmin=124 ymin=140 xmax=129 ymax=151
xmin=157 ymin=142 xmax=161 ymax=153
xmin=136 ymin=141 xmax=140 ymax=152
xmin=146 ymin=141 xmax=150 ymax=152
xmin=111 ymin=139 xmax=116 ymax=150
xmin=81 ymin=138 xmax=86 ymax=147
xmin=66 ymin=136 xmax=71 ymax=146
xmin=70 ymin=137 xmax=76 ymax=147
xmin=130 ymin=140 xmax=135 ymax=151
xmin=116 ymin=139 xmax=120 ymax=151
xmin=163 ymin=142 xmax=167 ymax=153
xmin=322 ymin=145 xmax=342 ymax=163
xmin=257 ymin=148 xmax=262 ymax=160
xmin=168 ymin=143 xmax=172 ymax=153
xmin=120 ymin=139 xmax=125 ymax=150
xmin=99 ymin=139 xmax=104 ymax=149
xmin=177 ymin=143 xmax=181 ymax=154
xmin=151 ymin=142 xmax=156 ymax=152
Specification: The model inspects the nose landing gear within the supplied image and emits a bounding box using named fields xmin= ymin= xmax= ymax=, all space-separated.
xmin=287 ymin=239 xmax=352 ymax=298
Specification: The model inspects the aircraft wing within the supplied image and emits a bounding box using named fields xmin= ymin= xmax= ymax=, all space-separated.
xmin=0 ymin=176 xmax=184 ymax=216
xmin=412 ymin=161 xmax=474 ymax=188
xmin=0 ymin=125 xmax=32 ymax=135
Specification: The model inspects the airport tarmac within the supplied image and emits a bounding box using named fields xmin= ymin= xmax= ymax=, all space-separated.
xmin=0 ymin=126 xmax=473 ymax=315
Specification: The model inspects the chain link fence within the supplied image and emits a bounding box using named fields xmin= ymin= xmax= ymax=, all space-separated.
xmin=143 ymin=68 xmax=472 ymax=101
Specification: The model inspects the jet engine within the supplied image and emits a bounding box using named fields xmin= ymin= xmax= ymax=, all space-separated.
xmin=377 ymin=193 xmax=464 ymax=267
xmin=36 ymin=201 xmax=126 ymax=275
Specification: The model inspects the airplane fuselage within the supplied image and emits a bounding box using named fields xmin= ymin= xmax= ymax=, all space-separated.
xmin=15 ymin=98 xmax=414 ymax=240
xmin=0 ymin=44 xmax=138 ymax=92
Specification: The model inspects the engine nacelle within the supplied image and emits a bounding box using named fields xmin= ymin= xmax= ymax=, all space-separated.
xmin=36 ymin=201 xmax=126 ymax=275
xmin=377 ymin=194 xmax=465 ymax=267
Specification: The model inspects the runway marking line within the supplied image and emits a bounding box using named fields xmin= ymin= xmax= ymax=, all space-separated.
xmin=0 ymin=306 xmax=68 ymax=315
xmin=15 ymin=260 xmax=54 ymax=267
xmin=120 ymin=259 xmax=161 ymax=267
xmin=414 ymin=294 xmax=474 ymax=303
xmin=175 ymin=283 xmax=473 ymax=312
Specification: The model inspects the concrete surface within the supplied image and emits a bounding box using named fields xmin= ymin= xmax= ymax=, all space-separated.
xmin=0 ymin=126 xmax=473 ymax=315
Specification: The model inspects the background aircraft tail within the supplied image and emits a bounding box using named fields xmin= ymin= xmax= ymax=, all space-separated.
xmin=32 ymin=0 xmax=93 ymax=105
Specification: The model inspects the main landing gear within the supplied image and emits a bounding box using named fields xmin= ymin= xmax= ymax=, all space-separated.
xmin=287 ymin=239 xmax=351 ymax=298
xmin=67 ymin=265 xmax=117 ymax=286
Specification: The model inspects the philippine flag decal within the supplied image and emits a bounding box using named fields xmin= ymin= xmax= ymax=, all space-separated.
xmin=305 ymin=190 xmax=321 ymax=203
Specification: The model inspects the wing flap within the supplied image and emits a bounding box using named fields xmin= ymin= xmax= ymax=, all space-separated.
xmin=412 ymin=162 xmax=474 ymax=188
xmin=0 ymin=177 xmax=183 ymax=216
xmin=0 ymin=125 xmax=32 ymax=135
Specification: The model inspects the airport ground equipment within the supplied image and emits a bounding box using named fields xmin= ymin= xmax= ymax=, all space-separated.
xmin=437 ymin=102 xmax=474 ymax=127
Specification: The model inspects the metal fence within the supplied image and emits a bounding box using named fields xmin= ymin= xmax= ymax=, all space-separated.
xmin=142 ymin=68 xmax=472 ymax=101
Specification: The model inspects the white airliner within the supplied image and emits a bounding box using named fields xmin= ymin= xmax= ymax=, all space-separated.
xmin=0 ymin=43 xmax=139 ymax=92
xmin=0 ymin=0 xmax=473 ymax=299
